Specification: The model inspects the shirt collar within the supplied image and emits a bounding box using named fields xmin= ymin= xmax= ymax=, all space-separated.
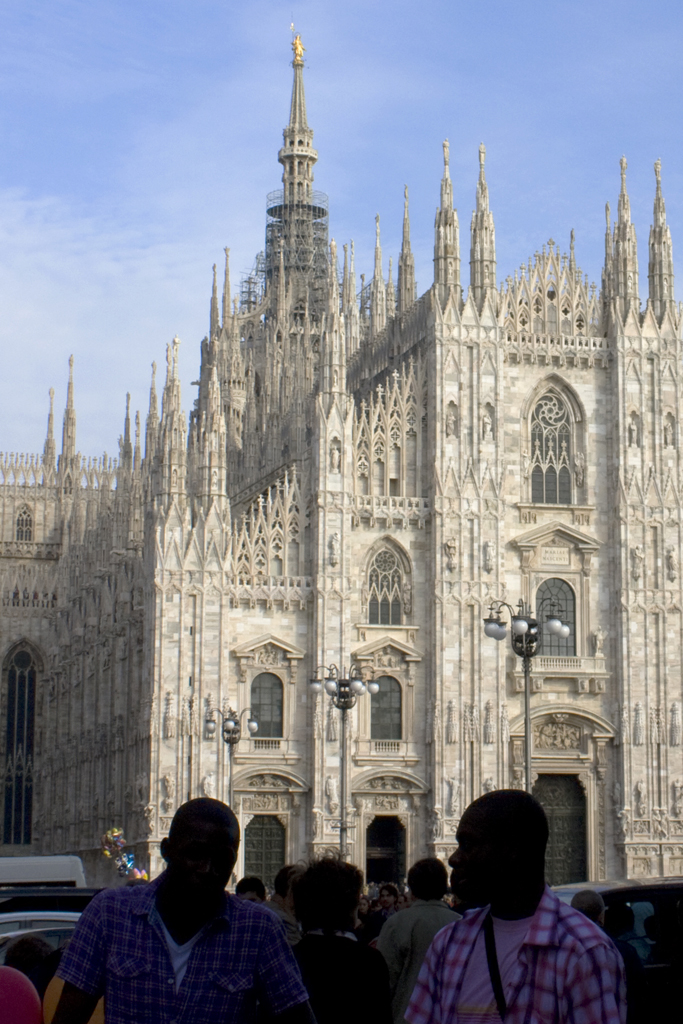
xmin=522 ymin=885 xmax=561 ymax=947
xmin=130 ymin=871 xmax=231 ymax=926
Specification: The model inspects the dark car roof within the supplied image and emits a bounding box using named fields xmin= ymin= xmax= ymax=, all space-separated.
xmin=0 ymin=887 xmax=101 ymax=914
xmin=554 ymin=877 xmax=683 ymax=901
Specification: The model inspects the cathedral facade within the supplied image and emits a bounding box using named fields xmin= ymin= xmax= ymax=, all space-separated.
xmin=2 ymin=44 xmax=683 ymax=886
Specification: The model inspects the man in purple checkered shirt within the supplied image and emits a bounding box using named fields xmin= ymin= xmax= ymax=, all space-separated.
xmin=406 ymin=791 xmax=626 ymax=1024
xmin=52 ymin=798 xmax=314 ymax=1024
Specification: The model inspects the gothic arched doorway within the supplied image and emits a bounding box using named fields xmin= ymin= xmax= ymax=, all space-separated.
xmin=244 ymin=815 xmax=285 ymax=887
xmin=366 ymin=815 xmax=405 ymax=884
xmin=533 ymin=774 xmax=587 ymax=885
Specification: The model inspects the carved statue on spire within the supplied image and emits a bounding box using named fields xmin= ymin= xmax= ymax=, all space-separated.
xmin=292 ymin=34 xmax=305 ymax=65
xmin=443 ymin=139 xmax=449 ymax=168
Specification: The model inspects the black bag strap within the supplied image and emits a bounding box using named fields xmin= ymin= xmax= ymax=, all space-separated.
xmin=483 ymin=912 xmax=507 ymax=1021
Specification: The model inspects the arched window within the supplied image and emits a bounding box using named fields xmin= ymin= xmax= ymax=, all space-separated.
xmin=371 ymin=676 xmax=402 ymax=739
xmin=536 ymin=578 xmax=576 ymax=656
xmin=368 ymin=549 xmax=403 ymax=625
xmin=3 ymin=647 xmax=37 ymax=844
xmin=530 ymin=393 xmax=572 ymax=504
xmin=251 ymin=673 xmax=283 ymax=738
xmin=16 ymin=506 xmax=33 ymax=542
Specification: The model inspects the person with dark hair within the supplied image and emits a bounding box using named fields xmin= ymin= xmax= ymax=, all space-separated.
xmin=236 ymin=875 xmax=267 ymax=902
xmin=407 ymin=790 xmax=626 ymax=1024
xmin=603 ymin=903 xmax=647 ymax=1024
xmin=52 ymin=798 xmax=314 ymax=1024
xmin=571 ymin=889 xmax=605 ymax=925
xmin=377 ymin=858 xmax=458 ymax=1024
xmin=292 ymin=855 xmax=392 ymax=1024
xmin=269 ymin=864 xmax=303 ymax=945
xmin=363 ymin=882 xmax=400 ymax=943
xmin=5 ymin=933 xmax=52 ymax=975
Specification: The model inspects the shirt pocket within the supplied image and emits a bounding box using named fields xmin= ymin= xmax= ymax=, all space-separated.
xmin=107 ymin=955 xmax=153 ymax=1020
xmin=210 ymin=971 xmax=254 ymax=995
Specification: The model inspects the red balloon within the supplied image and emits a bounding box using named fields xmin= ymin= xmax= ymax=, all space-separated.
xmin=0 ymin=965 xmax=42 ymax=1024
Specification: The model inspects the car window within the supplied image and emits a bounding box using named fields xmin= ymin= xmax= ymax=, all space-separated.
xmin=0 ymin=925 xmax=75 ymax=964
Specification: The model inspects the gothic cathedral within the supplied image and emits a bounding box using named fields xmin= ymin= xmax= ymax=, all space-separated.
xmin=1 ymin=43 xmax=682 ymax=885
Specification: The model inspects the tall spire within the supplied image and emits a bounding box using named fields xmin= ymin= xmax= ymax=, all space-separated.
xmin=145 ymin=361 xmax=159 ymax=463
xmin=434 ymin=138 xmax=461 ymax=308
xmin=134 ymin=411 xmax=141 ymax=472
xmin=612 ymin=156 xmax=639 ymax=320
xmin=288 ymin=33 xmax=308 ymax=130
xmin=222 ymin=247 xmax=231 ymax=328
xmin=398 ymin=186 xmax=416 ymax=314
xmin=648 ymin=158 xmax=675 ymax=322
xmin=120 ymin=392 xmax=133 ymax=472
xmin=469 ymin=143 xmax=496 ymax=311
xmin=370 ymin=214 xmax=386 ymax=337
xmin=342 ymin=241 xmax=359 ymax=356
xmin=210 ymin=264 xmax=219 ymax=340
xmin=386 ymin=256 xmax=396 ymax=317
xmin=43 ymin=387 xmax=56 ymax=469
xmin=60 ymin=355 xmax=76 ymax=465
xmin=569 ymin=228 xmax=576 ymax=276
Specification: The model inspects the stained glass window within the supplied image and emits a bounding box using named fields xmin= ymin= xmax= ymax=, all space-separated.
xmin=368 ymin=550 xmax=403 ymax=625
xmin=530 ymin=393 xmax=572 ymax=504
xmin=3 ymin=648 xmax=36 ymax=844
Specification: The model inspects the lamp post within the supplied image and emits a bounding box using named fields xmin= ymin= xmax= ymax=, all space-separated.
xmin=483 ymin=598 xmax=568 ymax=792
xmin=309 ymin=664 xmax=379 ymax=859
xmin=205 ymin=705 xmax=258 ymax=808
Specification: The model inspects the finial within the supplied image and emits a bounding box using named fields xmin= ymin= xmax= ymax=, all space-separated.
xmin=479 ymin=143 xmax=486 ymax=171
xmin=620 ymin=155 xmax=627 ymax=190
xmin=443 ymin=139 xmax=450 ymax=169
xmin=151 ymin=361 xmax=157 ymax=382
xmin=292 ymin=33 xmax=305 ymax=66
xmin=404 ymin=184 xmax=409 ymax=206
xmin=68 ymin=354 xmax=74 ymax=377
xmin=375 ymin=213 xmax=380 ymax=244
xmin=49 ymin=387 xmax=55 ymax=407
xmin=605 ymin=201 xmax=610 ymax=228
xmin=655 ymin=157 xmax=662 ymax=186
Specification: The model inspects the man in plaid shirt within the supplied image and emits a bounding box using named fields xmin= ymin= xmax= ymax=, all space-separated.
xmin=52 ymin=798 xmax=314 ymax=1024
xmin=407 ymin=791 xmax=626 ymax=1024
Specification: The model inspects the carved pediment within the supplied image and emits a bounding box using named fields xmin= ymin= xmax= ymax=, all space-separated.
xmin=352 ymin=636 xmax=422 ymax=667
xmin=514 ymin=520 xmax=599 ymax=573
xmin=232 ymin=634 xmax=305 ymax=683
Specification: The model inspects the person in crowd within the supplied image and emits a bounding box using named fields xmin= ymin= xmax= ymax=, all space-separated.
xmin=52 ymin=798 xmax=314 ymax=1024
xmin=4 ymin=933 xmax=52 ymax=976
xmin=570 ymin=889 xmax=605 ymax=925
xmin=364 ymin=883 xmax=399 ymax=942
xmin=270 ymin=865 xmax=303 ymax=946
xmin=292 ymin=854 xmax=393 ymax=1024
xmin=236 ymin=875 xmax=267 ymax=903
xmin=378 ymin=858 xmax=459 ymax=1024
xmin=603 ymin=902 xmax=646 ymax=1024
xmin=407 ymin=790 xmax=626 ymax=1024
xmin=396 ymin=893 xmax=412 ymax=912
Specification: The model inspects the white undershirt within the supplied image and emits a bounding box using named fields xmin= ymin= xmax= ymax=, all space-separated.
xmin=157 ymin=917 xmax=206 ymax=991
xmin=456 ymin=915 xmax=534 ymax=1023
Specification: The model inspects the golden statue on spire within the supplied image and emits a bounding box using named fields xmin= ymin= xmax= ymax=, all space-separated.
xmin=292 ymin=33 xmax=305 ymax=65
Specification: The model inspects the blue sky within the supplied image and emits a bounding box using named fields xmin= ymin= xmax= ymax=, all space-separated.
xmin=1 ymin=0 xmax=682 ymax=456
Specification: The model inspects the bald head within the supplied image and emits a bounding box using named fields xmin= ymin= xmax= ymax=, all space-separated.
xmin=464 ymin=789 xmax=549 ymax=859
xmin=571 ymin=889 xmax=605 ymax=924
xmin=169 ymin=798 xmax=240 ymax=847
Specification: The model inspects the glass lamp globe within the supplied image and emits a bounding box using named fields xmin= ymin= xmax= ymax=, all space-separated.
xmin=494 ymin=624 xmax=507 ymax=641
xmin=368 ymin=681 xmax=380 ymax=695
xmin=484 ymin=620 xmax=500 ymax=638
xmin=350 ymin=678 xmax=364 ymax=693
xmin=560 ymin=624 xmax=571 ymax=639
xmin=546 ymin=617 xmax=562 ymax=635
xmin=309 ymin=679 xmax=322 ymax=693
xmin=205 ymin=719 xmax=217 ymax=737
xmin=225 ymin=718 xmax=237 ymax=732
xmin=247 ymin=719 xmax=258 ymax=734
xmin=324 ymin=678 xmax=338 ymax=695
xmin=511 ymin=617 xmax=529 ymax=635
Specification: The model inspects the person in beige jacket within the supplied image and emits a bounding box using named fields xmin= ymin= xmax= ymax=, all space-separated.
xmin=377 ymin=859 xmax=459 ymax=1023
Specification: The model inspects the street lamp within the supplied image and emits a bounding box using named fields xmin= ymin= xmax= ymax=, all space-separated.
xmin=205 ymin=705 xmax=258 ymax=808
xmin=483 ymin=598 xmax=568 ymax=792
xmin=309 ymin=663 xmax=378 ymax=859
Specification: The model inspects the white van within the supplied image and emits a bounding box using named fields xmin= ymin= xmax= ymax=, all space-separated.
xmin=0 ymin=856 xmax=86 ymax=888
